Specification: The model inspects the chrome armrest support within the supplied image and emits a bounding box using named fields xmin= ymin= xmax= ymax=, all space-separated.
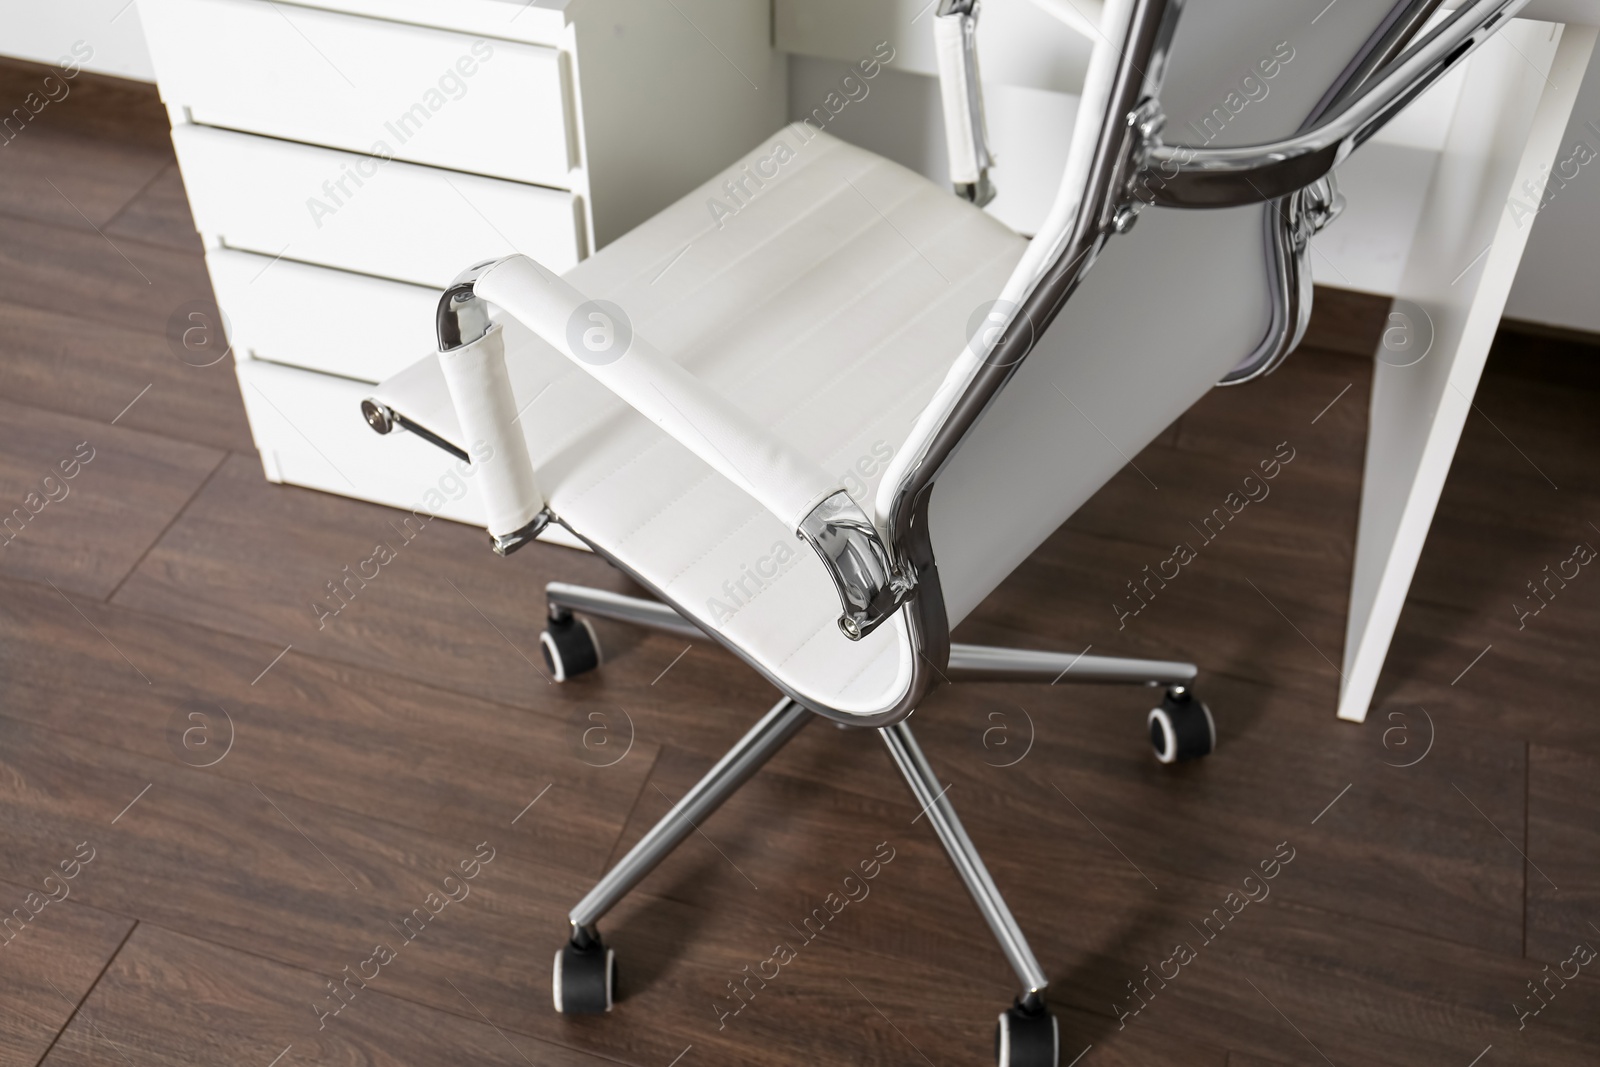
xmin=437 ymin=258 xmax=498 ymax=352
xmin=936 ymin=0 xmax=997 ymax=207
xmin=1289 ymin=173 xmax=1345 ymax=251
xmin=1132 ymin=0 xmax=1528 ymax=207
xmin=488 ymin=511 xmax=552 ymax=556
xmin=1210 ymin=169 xmax=1344 ymax=387
xmin=362 ymin=259 xmax=551 ymax=556
xmin=438 ymin=260 xmax=553 ymax=554
xmin=797 ymin=491 xmax=916 ymax=641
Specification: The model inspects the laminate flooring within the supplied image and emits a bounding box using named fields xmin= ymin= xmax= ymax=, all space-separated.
xmin=2 ymin=59 xmax=1597 ymax=1067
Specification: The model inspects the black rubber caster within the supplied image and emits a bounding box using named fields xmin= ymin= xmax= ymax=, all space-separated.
xmin=1148 ymin=685 xmax=1214 ymax=764
xmin=552 ymin=932 xmax=615 ymax=1013
xmin=996 ymin=1000 xmax=1059 ymax=1067
xmin=540 ymin=613 xmax=600 ymax=682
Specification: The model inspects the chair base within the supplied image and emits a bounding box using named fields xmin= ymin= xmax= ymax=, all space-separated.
xmin=543 ymin=581 xmax=1209 ymax=1065
xmin=946 ymin=642 xmax=1196 ymax=687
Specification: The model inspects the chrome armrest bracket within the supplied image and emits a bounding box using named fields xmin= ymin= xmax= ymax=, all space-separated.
xmin=957 ymin=173 xmax=998 ymax=208
xmin=797 ymin=491 xmax=916 ymax=641
xmin=489 ymin=510 xmax=553 ymax=557
xmin=1289 ymin=172 xmax=1345 ymax=250
xmin=437 ymin=258 xmax=503 ymax=352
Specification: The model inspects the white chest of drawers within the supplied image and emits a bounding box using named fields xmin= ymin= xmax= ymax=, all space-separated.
xmin=140 ymin=0 xmax=783 ymax=524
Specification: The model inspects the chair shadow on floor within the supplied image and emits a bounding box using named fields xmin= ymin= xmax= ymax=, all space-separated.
xmin=600 ymin=854 xmax=725 ymax=995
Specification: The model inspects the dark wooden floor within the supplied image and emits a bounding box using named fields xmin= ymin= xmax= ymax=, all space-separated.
xmin=2 ymin=59 xmax=1597 ymax=1067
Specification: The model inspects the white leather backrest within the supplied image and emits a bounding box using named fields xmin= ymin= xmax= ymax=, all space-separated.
xmin=924 ymin=0 xmax=1414 ymax=625
xmin=1160 ymin=0 xmax=1408 ymax=147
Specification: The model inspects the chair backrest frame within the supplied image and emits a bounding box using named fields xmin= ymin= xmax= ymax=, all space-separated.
xmin=866 ymin=0 xmax=1529 ymax=723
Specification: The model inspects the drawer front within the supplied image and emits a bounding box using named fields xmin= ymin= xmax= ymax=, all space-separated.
xmin=236 ymin=0 xmax=567 ymax=48
xmin=235 ymin=358 xmax=585 ymax=548
xmin=142 ymin=0 xmax=571 ymax=186
xmin=209 ymin=249 xmax=436 ymax=382
xmin=173 ymin=125 xmax=582 ymax=288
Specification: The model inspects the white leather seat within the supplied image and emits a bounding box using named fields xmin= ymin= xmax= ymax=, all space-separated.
xmin=375 ymin=126 xmax=1027 ymax=716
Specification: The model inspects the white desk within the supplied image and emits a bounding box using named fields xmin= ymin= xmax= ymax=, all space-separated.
xmin=1340 ymin=18 xmax=1597 ymax=720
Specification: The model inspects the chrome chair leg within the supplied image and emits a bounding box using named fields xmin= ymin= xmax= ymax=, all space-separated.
xmin=946 ymin=642 xmax=1196 ymax=686
xmin=567 ymin=696 xmax=810 ymax=934
xmin=880 ymin=720 xmax=1049 ymax=1004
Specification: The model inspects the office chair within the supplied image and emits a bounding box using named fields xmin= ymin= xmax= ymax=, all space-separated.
xmin=357 ymin=0 xmax=1528 ymax=1061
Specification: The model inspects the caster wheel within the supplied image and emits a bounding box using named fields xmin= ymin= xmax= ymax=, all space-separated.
xmin=1148 ymin=686 xmax=1214 ymax=764
xmin=996 ymin=1001 xmax=1058 ymax=1067
xmin=540 ymin=614 xmax=600 ymax=682
xmin=552 ymin=935 xmax=615 ymax=1014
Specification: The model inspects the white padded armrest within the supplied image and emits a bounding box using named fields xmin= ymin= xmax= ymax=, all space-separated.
xmin=436 ymin=323 xmax=545 ymax=538
xmin=934 ymin=10 xmax=990 ymax=186
xmin=473 ymin=255 xmax=842 ymax=534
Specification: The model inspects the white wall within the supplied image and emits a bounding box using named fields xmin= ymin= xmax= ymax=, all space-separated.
xmin=1504 ymin=41 xmax=1600 ymax=333
xmin=0 ymin=0 xmax=156 ymax=81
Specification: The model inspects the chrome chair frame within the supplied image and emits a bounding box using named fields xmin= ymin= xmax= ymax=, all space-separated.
xmin=362 ymin=0 xmax=1530 ymax=1051
xmin=547 ymin=581 xmax=1196 ymax=1015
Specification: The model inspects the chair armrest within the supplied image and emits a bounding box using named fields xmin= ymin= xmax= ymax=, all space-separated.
xmin=933 ymin=1 xmax=996 ymax=206
xmin=472 ymin=254 xmax=913 ymax=640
